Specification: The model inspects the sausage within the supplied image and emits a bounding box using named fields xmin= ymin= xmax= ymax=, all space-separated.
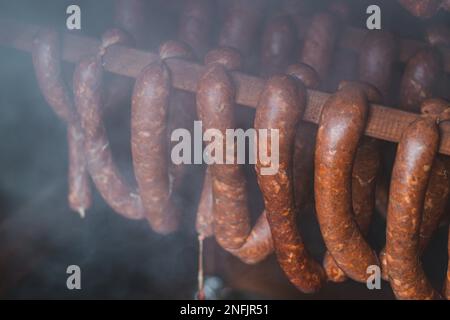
xmin=397 ymin=0 xmax=446 ymax=18
xmin=358 ymin=31 xmax=397 ymax=101
xmin=196 ymin=168 xmax=215 ymax=240
xmin=299 ymin=12 xmax=339 ymax=83
xmin=74 ymin=52 xmax=144 ymax=220
xmin=196 ymin=47 xmax=250 ymax=249
xmin=218 ymin=0 xmax=266 ymax=58
xmin=385 ymin=115 xmax=442 ymax=300
xmin=196 ymin=47 xmax=273 ymax=264
xmin=161 ymin=41 xmax=197 ymax=203
xmin=178 ymin=0 xmax=213 ymax=60
xmin=281 ymin=0 xmax=313 ymax=40
xmin=260 ymin=14 xmax=297 ymax=78
xmin=114 ymin=0 xmax=151 ymax=49
xmin=32 ymin=28 xmax=91 ymax=217
xmin=425 ymin=23 xmax=450 ymax=48
xmin=286 ymin=63 xmax=320 ymax=211
xmin=321 ymin=81 xmax=382 ymax=282
xmin=315 ymin=84 xmax=379 ymax=283
xmin=130 ymin=41 xmax=196 ymax=233
xmin=255 ymin=75 xmax=325 ymax=293
xmin=380 ymin=102 xmax=450 ymax=282
xmin=399 ymin=48 xmax=443 ymax=113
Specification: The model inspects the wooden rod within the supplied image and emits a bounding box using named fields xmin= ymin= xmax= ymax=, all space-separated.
xmin=0 ymin=18 xmax=449 ymax=155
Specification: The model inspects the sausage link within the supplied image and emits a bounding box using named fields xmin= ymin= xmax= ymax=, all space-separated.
xmin=67 ymin=123 xmax=91 ymax=217
xmin=114 ymin=0 xmax=151 ymax=49
xmin=196 ymin=167 xmax=215 ymax=239
xmin=130 ymin=41 xmax=195 ymax=233
xmin=255 ymin=75 xmax=325 ymax=293
xmin=178 ymin=0 xmax=213 ymax=60
xmin=218 ymin=0 xmax=266 ymax=58
xmin=260 ymin=14 xmax=297 ymax=78
xmin=197 ymin=48 xmax=250 ymax=249
xmin=321 ymin=81 xmax=382 ymax=282
xmin=74 ymin=55 xmax=144 ymax=220
xmin=300 ymin=12 xmax=339 ymax=83
xmin=399 ymin=48 xmax=443 ymax=113
xmin=380 ymin=98 xmax=450 ymax=281
xmin=196 ymin=47 xmax=273 ymax=264
xmin=32 ymin=28 xmax=91 ymax=216
xmin=386 ymin=116 xmax=442 ymax=300
xmin=358 ymin=31 xmax=397 ymax=100
xmin=315 ymin=85 xmax=379 ymax=283
xmin=286 ymin=63 xmax=320 ymax=211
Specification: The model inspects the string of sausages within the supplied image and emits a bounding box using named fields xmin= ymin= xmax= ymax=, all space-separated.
xmin=29 ymin=0 xmax=450 ymax=300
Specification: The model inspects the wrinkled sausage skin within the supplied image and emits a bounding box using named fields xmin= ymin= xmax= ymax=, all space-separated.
xmin=380 ymin=99 xmax=450 ymax=281
xmin=358 ymin=31 xmax=397 ymax=100
xmin=315 ymin=85 xmax=379 ymax=283
xmin=399 ymin=48 xmax=443 ymax=113
xmin=74 ymin=56 xmax=144 ymax=220
xmin=196 ymin=47 xmax=273 ymax=264
xmin=131 ymin=61 xmax=180 ymax=233
xmin=32 ymin=29 xmax=91 ymax=216
xmin=300 ymin=12 xmax=339 ymax=82
xmin=386 ymin=116 xmax=442 ymax=300
xmin=255 ymin=75 xmax=325 ymax=293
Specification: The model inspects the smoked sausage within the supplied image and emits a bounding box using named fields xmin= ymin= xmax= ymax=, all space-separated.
xmin=255 ymin=75 xmax=325 ymax=293
xmin=196 ymin=47 xmax=273 ymax=264
xmin=178 ymin=0 xmax=213 ymax=60
xmin=32 ymin=28 xmax=91 ymax=217
xmin=399 ymin=48 xmax=443 ymax=113
xmin=130 ymin=41 xmax=196 ymax=233
xmin=321 ymin=81 xmax=382 ymax=282
xmin=300 ymin=12 xmax=339 ymax=83
xmin=260 ymin=14 xmax=297 ymax=78
xmin=74 ymin=46 xmax=144 ymax=220
xmin=315 ymin=85 xmax=379 ymax=283
xmin=385 ymin=115 xmax=442 ymax=300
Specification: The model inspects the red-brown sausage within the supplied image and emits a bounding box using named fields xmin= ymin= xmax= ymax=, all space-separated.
xmin=218 ymin=0 xmax=266 ymax=58
xmin=399 ymin=48 xmax=443 ymax=113
xmin=114 ymin=0 xmax=151 ymax=49
xmin=315 ymin=85 xmax=379 ymax=283
xmin=385 ymin=115 xmax=442 ymax=300
xmin=178 ymin=0 xmax=213 ymax=60
xmin=299 ymin=12 xmax=339 ymax=83
xmin=380 ymin=100 xmax=450 ymax=281
xmin=74 ymin=53 xmax=144 ymax=220
xmin=321 ymin=81 xmax=382 ymax=282
xmin=255 ymin=75 xmax=325 ymax=293
xmin=358 ymin=31 xmax=397 ymax=101
xmin=196 ymin=47 xmax=273 ymax=264
xmin=130 ymin=41 xmax=196 ymax=233
xmin=32 ymin=28 xmax=91 ymax=217
xmin=260 ymin=14 xmax=297 ymax=78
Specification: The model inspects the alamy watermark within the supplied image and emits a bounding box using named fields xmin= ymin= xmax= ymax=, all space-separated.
xmin=171 ymin=121 xmax=280 ymax=175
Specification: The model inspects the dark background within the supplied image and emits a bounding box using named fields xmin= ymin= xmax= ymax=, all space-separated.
xmin=0 ymin=0 xmax=448 ymax=299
